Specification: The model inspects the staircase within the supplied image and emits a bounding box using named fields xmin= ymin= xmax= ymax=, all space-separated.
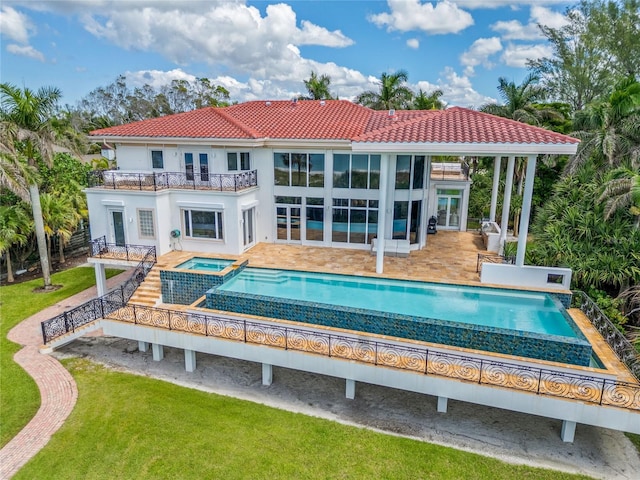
xmin=128 ymin=262 xmax=166 ymax=307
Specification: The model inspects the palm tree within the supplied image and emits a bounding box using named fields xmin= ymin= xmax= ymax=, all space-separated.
xmin=355 ymin=70 xmax=414 ymax=110
xmin=413 ymin=89 xmax=445 ymax=110
xmin=40 ymin=193 xmax=77 ymax=267
xmin=480 ymin=74 xmax=556 ymax=125
xmin=301 ymin=71 xmax=333 ymax=100
xmin=0 ymin=83 xmax=62 ymax=288
xmin=599 ymin=162 xmax=640 ymax=229
xmin=569 ymin=77 xmax=640 ymax=174
xmin=0 ymin=203 xmax=33 ymax=283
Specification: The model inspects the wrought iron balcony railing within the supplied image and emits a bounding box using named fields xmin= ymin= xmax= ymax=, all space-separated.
xmin=87 ymin=169 xmax=258 ymax=192
xmin=90 ymin=236 xmax=156 ymax=263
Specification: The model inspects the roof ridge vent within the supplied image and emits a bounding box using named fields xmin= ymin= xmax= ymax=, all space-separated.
xmin=388 ymin=108 xmax=395 ymax=117
xmin=320 ymin=100 xmax=326 ymax=106
xmin=265 ymin=101 xmax=271 ymax=106
xmin=292 ymin=98 xmax=298 ymax=105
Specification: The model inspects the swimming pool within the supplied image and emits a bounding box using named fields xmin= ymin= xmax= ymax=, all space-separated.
xmin=176 ymin=257 xmax=234 ymax=272
xmin=205 ymin=267 xmax=593 ymax=366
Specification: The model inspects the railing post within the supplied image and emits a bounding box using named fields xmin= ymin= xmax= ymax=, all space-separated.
xmin=600 ymin=379 xmax=606 ymax=405
xmin=537 ymin=369 xmax=543 ymax=394
xmin=41 ymin=322 xmax=47 ymax=345
xmin=425 ymin=350 xmax=429 ymax=374
xmin=285 ymin=329 xmax=288 ymax=350
xmin=153 ymin=173 xmax=157 ymax=190
xmin=478 ymin=359 xmax=483 ymax=384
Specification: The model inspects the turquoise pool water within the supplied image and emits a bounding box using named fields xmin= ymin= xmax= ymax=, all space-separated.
xmin=217 ymin=268 xmax=577 ymax=337
xmin=176 ymin=257 xmax=234 ymax=272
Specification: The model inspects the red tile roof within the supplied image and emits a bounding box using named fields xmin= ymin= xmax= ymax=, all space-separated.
xmin=90 ymin=100 xmax=579 ymax=146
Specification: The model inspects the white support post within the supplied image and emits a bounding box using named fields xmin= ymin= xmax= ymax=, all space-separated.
xmin=489 ymin=156 xmax=501 ymax=222
xmin=437 ymin=396 xmax=448 ymax=413
xmin=138 ymin=341 xmax=149 ymax=352
xmin=184 ymin=349 xmax=196 ymax=372
xmin=376 ymin=154 xmax=389 ymax=274
xmin=94 ymin=263 xmax=107 ymax=297
xmin=152 ymin=343 xmax=164 ymax=361
xmin=561 ymin=420 xmax=577 ymax=443
xmin=515 ymin=155 xmax=537 ymax=266
xmin=345 ymin=379 xmax=356 ymax=399
xmin=262 ymin=363 xmax=273 ymax=386
xmin=498 ymin=156 xmax=516 ymax=255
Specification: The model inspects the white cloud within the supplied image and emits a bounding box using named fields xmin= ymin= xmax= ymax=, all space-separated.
xmin=0 ymin=6 xmax=33 ymax=43
xmin=125 ymin=68 xmax=197 ymax=89
xmin=6 ymin=43 xmax=45 ymax=61
xmin=369 ymin=0 xmax=474 ymax=35
xmin=453 ymin=0 xmax=569 ymax=9
xmin=411 ymin=67 xmax=494 ymax=108
xmin=491 ymin=5 xmax=569 ymax=41
xmin=459 ymin=37 xmax=502 ymax=76
xmin=501 ymin=43 xmax=553 ymax=68
xmin=407 ymin=38 xmax=420 ymax=49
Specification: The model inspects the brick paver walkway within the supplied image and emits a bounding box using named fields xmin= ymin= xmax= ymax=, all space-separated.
xmin=0 ymin=269 xmax=131 ymax=480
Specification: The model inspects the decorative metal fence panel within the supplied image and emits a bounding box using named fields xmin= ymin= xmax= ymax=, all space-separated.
xmin=89 ymin=236 xmax=157 ymax=263
xmin=476 ymin=253 xmax=516 ymax=272
xmin=572 ymin=290 xmax=640 ymax=380
xmin=88 ymin=170 xmax=258 ymax=192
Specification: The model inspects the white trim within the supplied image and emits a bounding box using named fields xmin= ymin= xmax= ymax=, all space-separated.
xmin=101 ymin=199 xmax=124 ymax=206
xmin=351 ymin=142 xmax=579 ymax=155
xmin=241 ymin=200 xmax=259 ymax=210
xmin=176 ymin=201 xmax=224 ymax=209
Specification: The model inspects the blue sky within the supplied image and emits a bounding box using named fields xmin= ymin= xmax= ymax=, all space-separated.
xmin=1 ymin=1 xmax=573 ymax=109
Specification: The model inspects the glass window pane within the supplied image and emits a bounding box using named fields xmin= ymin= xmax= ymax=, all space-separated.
xmin=306 ymin=197 xmax=324 ymax=206
xmin=308 ymin=153 xmax=324 ymax=187
xmin=191 ymin=211 xmax=216 ymax=238
xmin=413 ymin=156 xmax=425 ymax=189
xmin=350 ymin=199 xmax=367 ymax=208
xmin=151 ymin=150 xmax=163 ymax=169
xmin=138 ymin=210 xmax=155 ymax=238
xmin=367 ymin=210 xmax=378 ymax=245
xmin=216 ymin=211 xmax=224 ymax=239
xmin=227 ymin=152 xmax=238 ymax=171
xmin=437 ymin=188 xmax=462 ymax=196
xmin=275 ymin=196 xmax=301 ymax=204
xmin=306 ymin=206 xmax=323 ymax=241
xmin=332 ymin=198 xmax=348 ymax=207
xmin=349 ymin=209 xmax=366 ymax=243
xmin=185 ymin=153 xmax=194 ymax=181
xmin=369 ymin=155 xmax=380 ymax=189
xmin=393 ymin=201 xmax=408 ymax=239
xmin=276 ymin=207 xmax=287 ymax=240
xmin=333 ymin=154 xmax=350 ymax=188
xmin=290 ymin=207 xmax=301 ymax=240
xmin=351 ymin=154 xmax=368 ymax=189
xmin=332 ymin=208 xmax=348 ymax=242
xmin=184 ymin=210 xmax=191 ymax=237
xmin=199 ymin=153 xmax=209 ymax=181
xmin=274 ymin=153 xmax=290 ymax=186
xmin=240 ymin=152 xmax=250 ymax=170
xmin=395 ymin=155 xmax=411 ymax=189
xmin=291 ymin=153 xmax=307 ymax=186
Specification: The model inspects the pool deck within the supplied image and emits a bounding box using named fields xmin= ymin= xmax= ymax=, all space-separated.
xmin=119 ymin=232 xmax=635 ymax=384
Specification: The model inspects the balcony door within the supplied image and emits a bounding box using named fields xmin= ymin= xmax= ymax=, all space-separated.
xmin=108 ymin=209 xmax=126 ymax=246
xmin=184 ymin=152 xmax=209 ymax=182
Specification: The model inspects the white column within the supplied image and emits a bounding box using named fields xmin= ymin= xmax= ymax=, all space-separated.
xmin=498 ymin=156 xmax=516 ymax=255
xmin=345 ymin=379 xmax=356 ymax=399
xmin=437 ymin=396 xmax=448 ymax=413
xmin=561 ymin=420 xmax=577 ymax=443
xmin=138 ymin=341 xmax=149 ymax=352
xmin=515 ymin=155 xmax=537 ymax=266
xmin=489 ymin=156 xmax=502 ymax=222
xmin=152 ymin=343 xmax=164 ymax=361
xmin=94 ymin=263 xmax=107 ymax=297
xmin=262 ymin=363 xmax=273 ymax=386
xmin=376 ymin=154 xmax=390 ymax=274
xmin=184 ymin=349 xmax=196 ymax=372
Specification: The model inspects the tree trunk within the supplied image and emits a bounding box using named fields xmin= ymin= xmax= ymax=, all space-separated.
xmin=59 ymin=235 xmax=66 ymax=264
xmin=6 ymin=251 xmax=14 ymax=283
xmin=47 ymin=234 xmax=53 ymax=272
xmin=29 ymin=183 xmax=52 ymax=287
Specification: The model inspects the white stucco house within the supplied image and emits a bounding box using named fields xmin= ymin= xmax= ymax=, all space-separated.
xmin=86 ymin=99 xmax=578 ymax=281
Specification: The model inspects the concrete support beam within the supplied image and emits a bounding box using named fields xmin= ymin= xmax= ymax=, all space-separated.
xmin=498 ymin=155 xmax=516 ymax=255
xmin=346 ymin=379 xmax=356 ymax=399
xmin=152 ymin=343 xmax=164 ymax=361
xmin=185 ymin=349 xmax=196 ymax=373
xmin=138 ymin=341 xmax=149 ymax=352
xmin=262 ymin=363 xmax=273 ymax=386
xmin=437 ymin=396 xmax=448 ymax=413
xmin=94 ymin=263 xmax=107 ymax=297
xmin=515 ymin=155 xmax=537 ymax=267
xmin=376 ymin=154 xmax=390 ymax=274
xmin=561 ymin=420 xmax=577 ymax=443
xmin=489 ymin=156 xmax=501 ymax=223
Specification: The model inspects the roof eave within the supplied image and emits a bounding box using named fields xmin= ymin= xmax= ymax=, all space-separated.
xmin=87 ymin=135 xmax=265 ymax=147
xmin=351 ymin=142 xmax=579 ymax=156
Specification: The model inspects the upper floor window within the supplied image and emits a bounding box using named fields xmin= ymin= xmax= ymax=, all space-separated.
xmin=333 ymin=154 xmax=380 ymax=189
xmin=395 ymin=155 xmax=425 ymax=189
xmin=151 ymin=150 xmax=164 ymax=169
xmin=227 ymin=152 xmax=251 ymax=171
xmin=274 ymin=152 xmax=324 ymax=187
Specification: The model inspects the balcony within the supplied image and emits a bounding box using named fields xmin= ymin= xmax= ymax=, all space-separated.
xmin=87 ymin=169 xmax=258 ymax=192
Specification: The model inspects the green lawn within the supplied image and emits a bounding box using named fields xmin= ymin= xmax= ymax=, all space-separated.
xmin=15 ymin=358 xmax=592 ymax=480
xmin=0 ymin=266 xmax=123 ymax=447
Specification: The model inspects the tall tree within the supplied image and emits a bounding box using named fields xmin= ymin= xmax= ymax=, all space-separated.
xmin=412 ymin=89 xmax=445 ymax=110
xmin=0 ymin=83 xmax=61 ymax=288
xmin=480 ymin=74 xmax=555 ymax=124
xmin=0 ymin=203 xmax=32 ymax=283
xmin=355 ymin=70 xmax=414 ymax=110
xmin=300 ymin=71 xmax=333 ymax=100
xmin=530 ymin=0 xmax=640 ymax=111
xmin=599 ymin=162 xmax=640 ymax=229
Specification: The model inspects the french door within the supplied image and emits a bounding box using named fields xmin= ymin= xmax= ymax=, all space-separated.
xmin=109 ymin=209 xmax=126 ymax=246
xmin=276 ymin=206 xmax=301 ymax=242
xmin=436 ymin=193 xmax=461 ymax=229
xmin=242 ymin=208 xmax=255 ymax=248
